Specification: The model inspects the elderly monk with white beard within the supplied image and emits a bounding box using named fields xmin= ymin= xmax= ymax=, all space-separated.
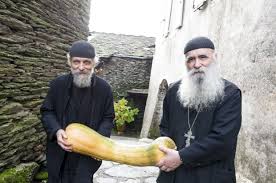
xmin=40 ymin=40 xmax=115 ymax=183
xmin=156 ymin=37 xmax=242 ymax=183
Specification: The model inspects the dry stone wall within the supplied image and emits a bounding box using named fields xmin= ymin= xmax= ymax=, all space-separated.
xmin=97 ymin=56 xmax=152 ymax=98
xmin=0 ymin=0 xmax=90 ymax=171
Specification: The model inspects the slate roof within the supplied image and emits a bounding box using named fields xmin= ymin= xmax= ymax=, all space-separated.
xmin=88 ymin=32 xmax=155 ymax=59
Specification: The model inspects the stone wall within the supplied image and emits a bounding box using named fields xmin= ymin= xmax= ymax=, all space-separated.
xmin=0 ymin=0 xmax=90 ymax=171
xmin=141 ymin=0 xmax=276 ymax=182
xmin=97 ymin=56 xmax=152 ymax=98
xmin=96 ymin=56 xmax=152 ymax=136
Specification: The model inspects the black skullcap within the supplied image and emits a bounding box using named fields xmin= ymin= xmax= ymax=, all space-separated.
xmin=184 ymin=37 xmax=215 ymax=54
xmin=69 ymin=40 xmax=95 ymax=59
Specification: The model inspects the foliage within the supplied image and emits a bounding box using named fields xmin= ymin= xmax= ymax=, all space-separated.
xmin=114 ymin=98 xmax=139 ymax=128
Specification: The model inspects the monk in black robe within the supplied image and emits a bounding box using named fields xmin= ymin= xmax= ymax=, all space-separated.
xmin=156 ymin=37 xmax=242 ymax=183
xmin=41 ymin=41 xmax=115 ymax=183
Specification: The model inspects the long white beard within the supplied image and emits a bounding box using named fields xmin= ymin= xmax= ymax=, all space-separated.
xmin=71 ymin=69 xmax=94 ymax=88
xmin=177 ymin=62 xmax=225 ymax=111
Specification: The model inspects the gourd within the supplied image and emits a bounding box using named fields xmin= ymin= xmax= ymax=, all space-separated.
xmin=65 ymin=123 xmax=176 ymax=166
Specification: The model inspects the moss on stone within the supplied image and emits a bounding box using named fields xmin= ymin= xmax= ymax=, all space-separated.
xmin=0 ymin=15 xmax=32 ymax=31
xmin=0 ymin=102 xmax=23 ymax=115
xmin=0 ymin=162 xmax=39 ymax=183
xmin=0 ymin=51 xmax=21 ymax=59
xmin=22 ymin=100 xmax=43 ymax=108
xmin=34 ymin=171 xmax=48 ymax=180
xmin=0 ymin=123 xmax=14 ymax=136
xmin=148 ymin=126 xmax=160 ymax=139
xmin=11 ymin=114 xmax=39 ymax=133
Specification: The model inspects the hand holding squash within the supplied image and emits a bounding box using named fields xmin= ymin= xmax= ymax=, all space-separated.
xmin=56 ymin=129 xmax=72 ymax=152
xmin=65 ymin=123 xmax=177 ymax=166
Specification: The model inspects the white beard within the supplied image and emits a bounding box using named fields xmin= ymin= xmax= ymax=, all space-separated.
xmin=71 ymin=69 xmax=94 ymax=88
xmin=177 ymin=62 xmax=225 ymax=111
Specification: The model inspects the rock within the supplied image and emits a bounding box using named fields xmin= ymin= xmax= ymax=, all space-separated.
xmin=96 ymin=177 xmax=117 ymax=183
xmin=0 ymin=111 xmax=29 ymax=122
xmin=0 ymin=162 xmax=39 ymax=183
xmin=11 ymin=114 xmax=39 ymax=133
xmin=145 ymin=177 xmax=157 ymax=183
xmin=34 ymin=170 xmax=48 ymax=181
xmin=0 ymin=23 xmax=11 ymax=34
xmin=100 ymin=161 xmax=114 ymax=169
xmin=0 ymin=123 xmax=14 ymax=136
xmin=0 ymin=102 xmax=24 ymax=115
xmin=0 ymin=2 xmax=6 ymax=9
xmin=0 ymin=15 xmax=32 ymax=31
xmin=120 ymin=179 xmax=141 ymax=183
xmin=22 ymin=100 xmax=43 ymax=108
xmin=13 ymin=95 xmax=41 ymax=102
xmin=105 ymin=165 xmax=159 ymax=178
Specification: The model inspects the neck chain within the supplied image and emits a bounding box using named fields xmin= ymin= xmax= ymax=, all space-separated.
xmin=184 ymin=106 xmax=201 ymax=147
xmin=187 ymin=106 xmax=201 ymax=130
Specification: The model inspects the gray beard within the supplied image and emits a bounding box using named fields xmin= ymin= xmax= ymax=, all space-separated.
xmin=71 ymin=70 xmax=93 ymax=88
xmin=177 ymin=62 xmax=225 ymax=111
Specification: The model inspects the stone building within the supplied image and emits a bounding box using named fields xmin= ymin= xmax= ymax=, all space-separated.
xmin=0 ymin=0 xmax=91 ymax=179
xmin=90 ymin=31 xmax=155 ymax=98
xmin=89 ymin=32 xmax=155 ymax=136
xmin=141 ymin=0 xmax=276 ymax=182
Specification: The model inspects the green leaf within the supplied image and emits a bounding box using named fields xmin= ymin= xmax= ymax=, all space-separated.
xmin=114 ymin=98 xmax=139 ymax=128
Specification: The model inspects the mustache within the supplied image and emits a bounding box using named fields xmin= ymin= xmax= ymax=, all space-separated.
xmin=189 ymin=68 xmax=206 ymax=76
xmin=72 ymin=71 xmax=89 ymax=75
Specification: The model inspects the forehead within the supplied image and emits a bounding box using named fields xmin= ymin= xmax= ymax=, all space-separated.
xmin=185 ymin=48 xmax=214 ymax=57
xmin=71 ymin=57 xmax=93 ymax=62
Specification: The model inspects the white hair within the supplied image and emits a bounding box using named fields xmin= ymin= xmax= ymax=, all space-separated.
xmin=177 ymin=57 xmax=224 ymax=111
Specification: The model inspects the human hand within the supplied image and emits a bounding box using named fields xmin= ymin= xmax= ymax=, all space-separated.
xmin=56 ymin=129 xmax=72 ymax=152
xmin=156 ymin=146 xmax=182 ymax=172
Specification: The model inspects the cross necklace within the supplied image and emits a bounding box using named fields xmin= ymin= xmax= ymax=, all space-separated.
xmin=184 ymin=106 xmax=201 ymax=147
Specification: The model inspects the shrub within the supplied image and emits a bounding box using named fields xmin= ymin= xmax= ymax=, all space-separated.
xmin=114 ymin=98 xmax=139 ymax=128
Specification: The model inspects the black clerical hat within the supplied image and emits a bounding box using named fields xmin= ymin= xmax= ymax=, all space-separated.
xmin=69 ymin=40 xmax=95 ymax=59
xmin=184 ymin=37 xmax=215 ymax=54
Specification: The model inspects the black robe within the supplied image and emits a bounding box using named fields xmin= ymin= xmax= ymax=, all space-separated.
xmin=40 ymin=73 xmax=115 ymax=183
xmin=157 ymin=79 xmax=242 ymax=183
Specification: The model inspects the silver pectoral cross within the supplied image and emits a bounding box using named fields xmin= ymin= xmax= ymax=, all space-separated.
xmin=184 ymin=130 xmax=195 ymax=147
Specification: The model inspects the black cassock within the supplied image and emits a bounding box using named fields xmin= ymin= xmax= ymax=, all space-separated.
xmin=60 ymin=85 xmax=94 ymax=183
xmin=157 ymin=79 xmax=242 ymax=183
xmin=41 ymin=74 xmax=115 ymax=183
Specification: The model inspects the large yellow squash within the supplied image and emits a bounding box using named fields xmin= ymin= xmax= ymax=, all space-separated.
xmin=65 ymin=123 xmax=176 ymax=166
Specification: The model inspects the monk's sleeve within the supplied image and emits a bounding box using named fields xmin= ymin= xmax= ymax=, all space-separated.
xmin=40 ymin=80 xmax=61 ymax=141
xmin=97 ymin=85 xmax=115 ymax=137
